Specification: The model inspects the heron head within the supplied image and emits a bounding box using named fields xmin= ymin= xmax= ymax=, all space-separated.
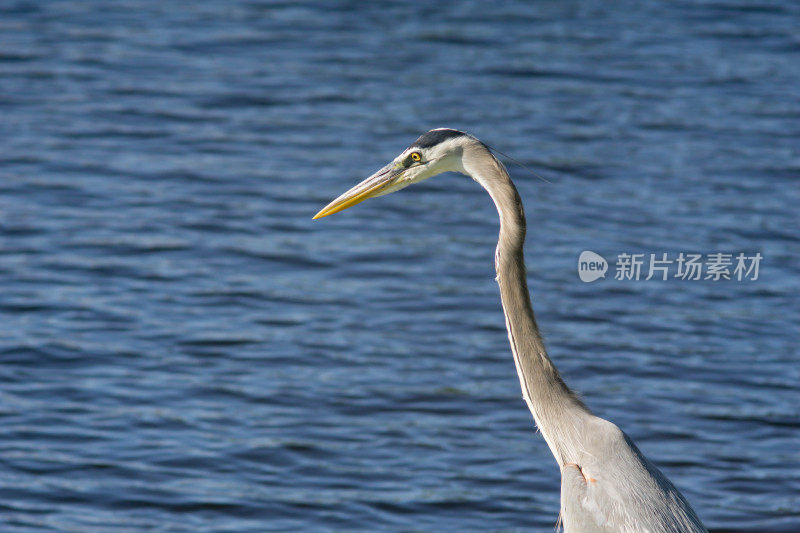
xmin=313 ymin=128 xmax=475 ymax=219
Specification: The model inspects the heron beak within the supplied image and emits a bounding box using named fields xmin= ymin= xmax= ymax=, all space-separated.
xmin=313 ymin=163 xmax=405 ymax=219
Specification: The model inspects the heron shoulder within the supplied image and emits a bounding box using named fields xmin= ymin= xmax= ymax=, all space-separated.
xmin=565 ymin=416 xmax=706 ymax=533
xmin=578 ymin=416 xmax=662 ymax=494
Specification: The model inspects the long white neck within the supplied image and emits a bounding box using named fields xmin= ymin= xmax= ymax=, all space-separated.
xmin=460 ymin=145 xmax=591 ymax=466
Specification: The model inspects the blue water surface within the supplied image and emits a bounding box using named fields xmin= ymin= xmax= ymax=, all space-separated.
xmin=1 ymin=1 xmax=799 ymax=531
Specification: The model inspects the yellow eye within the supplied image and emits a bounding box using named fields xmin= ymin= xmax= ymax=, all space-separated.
xmin=410 ymin=152 xmax=421 ymax=162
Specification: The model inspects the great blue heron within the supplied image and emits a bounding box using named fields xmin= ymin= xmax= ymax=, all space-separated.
xmin=314 ymin=129 xmax=707 ymax=532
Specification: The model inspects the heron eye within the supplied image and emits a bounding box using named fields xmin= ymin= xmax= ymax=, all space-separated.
xmin=410 ymin=152 xmax=421 ymax=162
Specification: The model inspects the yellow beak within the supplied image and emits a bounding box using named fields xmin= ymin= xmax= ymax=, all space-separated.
xmin=313 ymin=164 xmax=404 ymax=219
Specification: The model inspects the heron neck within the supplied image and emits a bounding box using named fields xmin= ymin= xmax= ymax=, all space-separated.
xmin=470 ymin=154 xmax=591 ymax=465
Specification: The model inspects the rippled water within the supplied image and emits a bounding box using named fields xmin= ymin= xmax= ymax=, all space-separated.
xmin=2 ymin=1 xmax=799 ymax=531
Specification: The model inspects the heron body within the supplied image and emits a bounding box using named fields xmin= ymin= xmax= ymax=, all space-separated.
xmin=314 ymin=129 xmax=706 ymax=532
